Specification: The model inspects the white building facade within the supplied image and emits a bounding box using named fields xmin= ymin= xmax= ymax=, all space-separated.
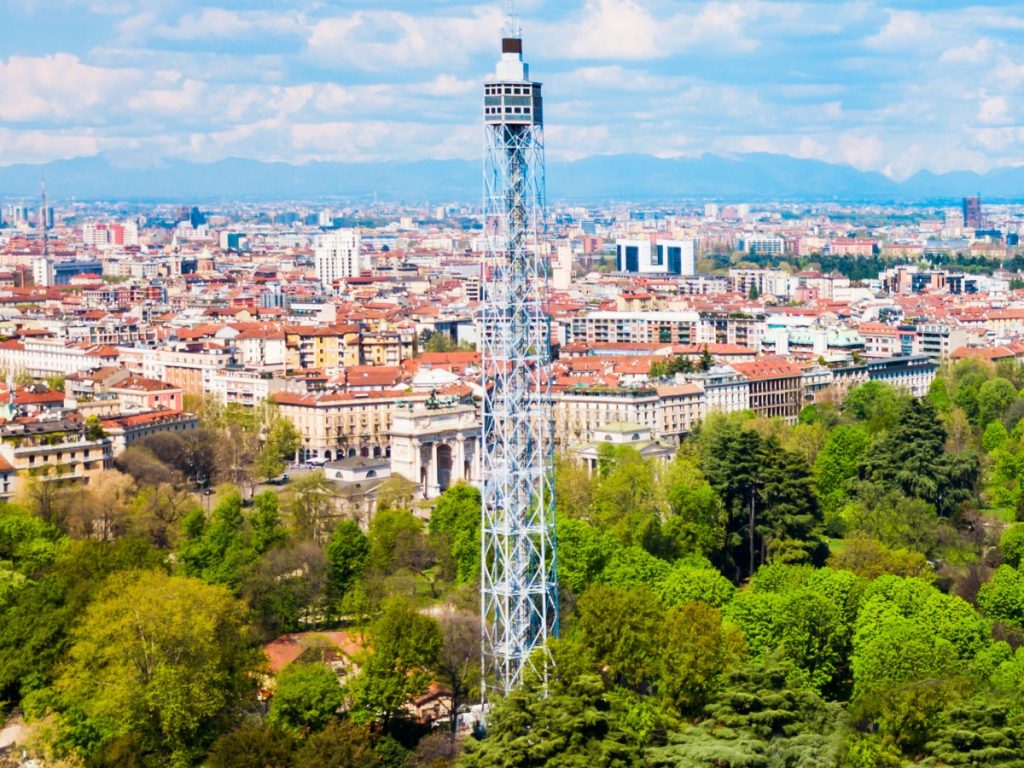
xmin=314 ymin=230 xmax=363 ymax=289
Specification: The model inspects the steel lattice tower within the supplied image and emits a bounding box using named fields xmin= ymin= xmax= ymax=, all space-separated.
xmin=479 ymin=22 xmax=558 ymax=699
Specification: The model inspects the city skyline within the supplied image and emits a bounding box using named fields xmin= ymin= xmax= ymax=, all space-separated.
xmin=3 ymin=1 xmax=1024 ymax=179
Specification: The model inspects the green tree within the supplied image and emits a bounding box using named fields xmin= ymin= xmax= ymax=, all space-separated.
xmin=435 ymin=608 xmax=481 ymax=735
xmin=251 ymin=491 xmax=287 ymax=554
xmin=841 ymin=485 xmax=947 ymax=554
xmin=657 ymin=602 xmax=744 ymax=714
xmin=927 ymin=375 xmax=952 ymax=413
xmin=205 ymin=723 xmax=295 ymax=768
xmin=653 ymin=560 xmax=736 ymax=608
xmin=813 ymin=424 xmax=871 ymax=518
xmin=555 ymin=455 xmax=595 ymax=519
xmin=843 ymin=381 xmax=903 ymax=434
xmin=598 ymin=544 xmax=672 ymax=589
xmin=294 ymin=719 xmax=379 ymax=768
xmin=978 ymin=377 xmax=1018 ymax=426
xmin=758 ymin=445 xmax=826 ymax=566
xmin=268 ymin=663 xmax=345 ymax=735
xmin=178 ymin=489 xmax=257 ymax=590
xmin=284 ymin=471 xmax=337 ymax=543
xmin=590 ymin=444 xmax=665 ymax=552
xmin=366 ymin=507 xmax=428 ymax=576
xmin=0 ymin=539 xmax=163 ymax=707
xmin=858 ymin=398 xmax=979 ymax=518
xmin=1000 ymin=523 xmax=1024 ymax=568
xmin=83 ymin=414 xmax=106 ymax=441
xmin=325 ymin=520 xmax=369 ymax=609
xmin=978 ymin=564 xmax=1024 ymax=630
xmin=50 ymin=570 xmax=261 ymax=766
xmin=661 ymin=454 xmax=727 ymax=558
xmin=374 ymin=475 xmax=417 ymax=512
xmin=983 ymin=421 xmax=1011 ymax=452
xmin=576 ymin=584 xmax=665 ymax=691
xmin=649 ymin=653 xmax=844 ymax=768
xmin=953 ymin=373 xmax=987 ymax=424
xmin=460 ymin=639 xmax=637 ymax=768
xmin=0 ymin=504 xmax=63 ymax=583
xmin=347 ymin=597 xmax=442 ymax=726
xmin=555 ymin=515 xmax=617 ymax=594
xmin=242 ymin=540 xmax=327 ymax=639
xmin=256 ymin=417 xmax=301 ymax=481
xmin=921 ymin=699 xmax=1024 ymax=767
xmin=827 ymin=534 xmax=933 ymax=581
xmin=428 ymin=483 xmax=480 ymax=583
xmin=699 ymin=417 xmax=769 ymax=580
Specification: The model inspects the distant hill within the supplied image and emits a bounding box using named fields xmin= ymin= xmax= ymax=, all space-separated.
xmin=0 ymin=152 xmax=1021 ymax=203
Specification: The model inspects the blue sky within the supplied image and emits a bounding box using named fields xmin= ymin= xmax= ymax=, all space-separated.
xmin=2 ymin=0 xmax=1024 ymax=178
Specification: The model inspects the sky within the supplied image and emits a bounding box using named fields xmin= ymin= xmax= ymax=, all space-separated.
xmin=2 ymin=0 xmax=1024 ymax=178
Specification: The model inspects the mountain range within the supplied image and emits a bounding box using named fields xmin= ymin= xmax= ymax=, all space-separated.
xmin=0 ymin=152 xmax=1020 ymax=203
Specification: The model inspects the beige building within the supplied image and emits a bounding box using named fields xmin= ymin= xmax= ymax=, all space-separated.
xmin=555 ymin=387 xmax=660 ymax=448
xmin=655 ymin=384 xmax=706 ymax=445
xmin=284 ymin=325 xmax=361 ymax=372
xmin=0 ymin=418 xmax=113 ymax=499
xmin=275 ymin=389 xmax=430 ymax=462
xmin=731 ymin=358 xmax=803 ymax=423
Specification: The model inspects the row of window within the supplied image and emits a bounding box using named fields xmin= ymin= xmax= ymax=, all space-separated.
xmin=485 ymin=85 xmax=535 ymax=96
xmin=484 ymin=106 xmax=534 ymax=116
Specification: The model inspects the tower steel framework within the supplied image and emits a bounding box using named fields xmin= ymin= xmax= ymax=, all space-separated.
xmin=479 ymin=27 xmax=558 ymax=698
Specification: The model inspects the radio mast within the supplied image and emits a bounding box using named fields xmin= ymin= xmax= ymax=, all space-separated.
xmin=479 ymin=3 xmax=558 ymax=697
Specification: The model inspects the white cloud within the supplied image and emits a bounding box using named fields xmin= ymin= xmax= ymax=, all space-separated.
xmin=976 ymin=126 xmax=1024 ymax=152
xmin=540 ymin=0 xmax=759 ymax=61
xmin=865 ymin=10 xmax=931 ymax=49
xmin=7 ymin=1 xmax=1024 ymax=176
xmin=978 ymin=94 xmax=1009 ymax=124
xmin=0 ymin=127 xmax=104 ymax=164
xmin=836 ymin=131 xmax=885 ymax=171
xmin=153 ymin=8 xmax=307 ymax=41
xmin=306 ymin=6 xmax=502 ymax=71
xmin=940 ymin=38 xmax=994 ymax=64
xmin=561 ymin=0 xmax=662 ymax=59
xmin=0 ymin=54 xmax=142 ymax=122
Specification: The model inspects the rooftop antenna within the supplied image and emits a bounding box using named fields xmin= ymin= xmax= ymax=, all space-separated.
xmin=504 ymin=0 xmax=520 ymax=37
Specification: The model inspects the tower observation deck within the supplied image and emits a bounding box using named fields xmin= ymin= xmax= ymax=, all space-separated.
xmin=480 ymin=26 xmax=558 ymax=698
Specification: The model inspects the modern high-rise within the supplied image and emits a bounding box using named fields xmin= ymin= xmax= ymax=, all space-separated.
xmin=480 ymin=20 xmax=558 ymax=699
xmin=963 ymin=196 xmax=982 ymax=229
xmin=616 ymin=238 xmax=696 ymax=275
xmin=314 ymin=230 xmax=362 ymax=289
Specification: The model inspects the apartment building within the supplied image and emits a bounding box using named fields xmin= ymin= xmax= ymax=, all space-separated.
xmin=554 ymin=386 xmax=660 ymax=448
xmin=0 ymin=339 xmax=120 ymax=378
xmin=0 ymin=418 xmax=113 ymax=499
xmin=655 ymin=383 xmax=706 ymax=445
xmin=568 ymin=311 xmax=700 ymax=346
xmin=275 ymin=389 xmax=431 ymax=462
xmin=731 ymin=358 xmax=803 ymax=423
xmin=204 ymin=368 xmax=288 ymax=407
xmin=686 ymin=366 xmax=750 ymax=414
xmin=284 ymin=325 xmax=361 ymax=371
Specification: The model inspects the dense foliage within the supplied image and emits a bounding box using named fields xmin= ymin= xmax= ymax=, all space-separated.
xmin=468 ymin=361 xmax=1024 ymax=767
xmin=5 ymin=361 xmax=1024 ymax=767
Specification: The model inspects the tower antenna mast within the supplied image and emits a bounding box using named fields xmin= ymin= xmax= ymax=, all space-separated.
xmin=480 ymin=7 xmax=558 ymax=699
xmin=504 ymin=0 xmax=519 ymax=36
